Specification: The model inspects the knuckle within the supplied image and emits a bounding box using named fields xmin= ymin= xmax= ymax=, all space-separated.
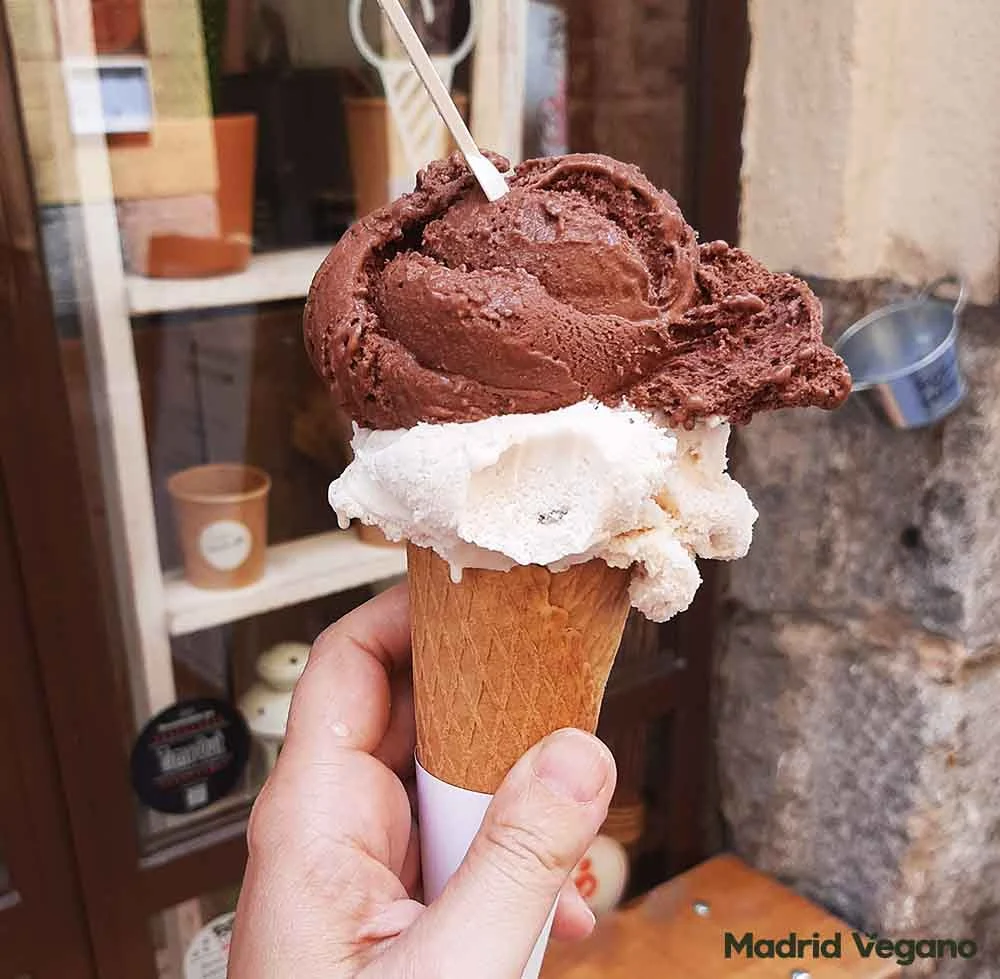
xmin=245 ymin=778 xmax=285 ymax=857
xmin=245 ymin=767 xmax=309 ymax=859
xmin=299 ymin=834 xmax=367 ymax=904
xmin=478 ymin=812 xmax=568 ymax=887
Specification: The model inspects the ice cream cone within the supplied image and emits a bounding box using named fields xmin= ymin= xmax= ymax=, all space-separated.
xmin=309 ymin=144 xmax=851 ymax=979
xmin=407 ymin=543 xmax=631 ymax=794
xmin=409 ymin=543 xmax=631 ymax=976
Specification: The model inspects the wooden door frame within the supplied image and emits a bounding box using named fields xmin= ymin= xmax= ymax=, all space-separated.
xmin=673 ymin=0 xmax=751 ymax=871
xmin=0 ymin=8 xmax=248 ymax=978
xmin=0 ymin=479 xmax=95 ymax=979
xmin=0 ymin=6 xmax=157 ymax=972
xmin=687 ymin=0 xmax=750 ymax=244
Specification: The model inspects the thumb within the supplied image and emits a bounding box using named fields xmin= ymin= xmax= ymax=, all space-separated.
xmin=411 ymin=728 xmax=616 ymax=979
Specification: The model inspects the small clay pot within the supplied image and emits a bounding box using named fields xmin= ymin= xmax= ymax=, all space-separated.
xmin=167 ymin=463 xmax=271 ymax=589
xmin=124 ymin=114 xmax=259 ymax=277
xmin=91 ymin=0 xmax=143 ymax=54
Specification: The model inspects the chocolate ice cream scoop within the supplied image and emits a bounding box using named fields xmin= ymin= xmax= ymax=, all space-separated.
xmin=305 ymin=152 xmax=851 ymax=429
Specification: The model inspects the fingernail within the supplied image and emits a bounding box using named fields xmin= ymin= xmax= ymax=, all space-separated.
xmin=533 ymin=729 xmax=612 ymax=803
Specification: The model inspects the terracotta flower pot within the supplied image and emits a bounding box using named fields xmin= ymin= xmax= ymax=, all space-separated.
xmin=344 ymin=95 xmax=466 ymax=220
xmin=120 ymin=114 xmax=258 ymax=278
xmin=91 ymin=0 xmax=143 ymax=54
xmin=212 ymin=114 xmax=258 ymax=252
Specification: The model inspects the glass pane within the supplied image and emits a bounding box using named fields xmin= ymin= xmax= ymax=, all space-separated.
xmin=6 ymin=0 xmax=410 ymax=851
xmin=151 ymin=889 xmax=239 ymax=979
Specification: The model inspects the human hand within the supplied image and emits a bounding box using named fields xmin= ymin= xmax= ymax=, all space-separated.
xmin=229 ymin=584 xmax=617 ymax=978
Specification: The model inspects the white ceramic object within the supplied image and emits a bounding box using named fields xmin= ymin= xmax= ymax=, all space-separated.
xmin=182 ymin=911 xmax=235 ymax=979
xmin=572 ymin=834 xmax=630 ymax=917
xmin=239 ymin=642 xmax=310 ymax=771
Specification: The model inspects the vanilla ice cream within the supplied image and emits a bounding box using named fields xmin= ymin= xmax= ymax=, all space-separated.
xmin=329 ymin=401 xmax=756 ymax=622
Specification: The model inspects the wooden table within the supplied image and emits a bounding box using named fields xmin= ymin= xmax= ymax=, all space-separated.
xmin=542 ymin=856 xmax=901 ymax=978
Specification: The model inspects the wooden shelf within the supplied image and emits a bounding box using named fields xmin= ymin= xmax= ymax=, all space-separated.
xmin=163 ymin=531 xmax=406 ymax=636
xmin=127 ymin=244 xmax=332 ymax=316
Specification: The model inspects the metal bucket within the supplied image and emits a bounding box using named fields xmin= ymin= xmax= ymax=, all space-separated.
xmin=834 ymin=277 xmax=967 ymax=429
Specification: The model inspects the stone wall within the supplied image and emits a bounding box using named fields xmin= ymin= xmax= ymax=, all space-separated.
xmin=740 ymin=0 xmax=1000 ymax=304
xmin=718 ymin=281 xmax=1000 ymax=975
xmin=727 ymin=4 xmax=1000 ymax=971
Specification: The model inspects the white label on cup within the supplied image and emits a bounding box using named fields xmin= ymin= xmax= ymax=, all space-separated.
xmin=183 ymin=911 xmax=234 ymax=979
xmin=199 ymin=520 xmax=252 ymax=571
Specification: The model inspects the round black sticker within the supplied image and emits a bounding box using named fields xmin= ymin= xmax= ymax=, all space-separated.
xmin=130 ymin=698 xmax=250 ymax=814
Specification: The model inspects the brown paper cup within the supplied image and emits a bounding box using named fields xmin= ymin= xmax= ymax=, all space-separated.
xmin=167 ymin=464 xmax=271 ymax=589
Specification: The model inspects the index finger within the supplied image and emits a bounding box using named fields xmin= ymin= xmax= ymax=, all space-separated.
xmin=282 ymin=581 xmax=410 ymax=759
xmin=234 ymin=585 xmax=415 ymax=972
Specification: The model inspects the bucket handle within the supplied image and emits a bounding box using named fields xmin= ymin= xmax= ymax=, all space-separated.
xmin=919 ymin=275 xmax=968 ymax=318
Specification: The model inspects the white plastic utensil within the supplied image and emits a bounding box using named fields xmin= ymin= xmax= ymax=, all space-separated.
xmin=350 ymin=0 xmax=481 ymax=198
xmin=374 ymin=0 xmax=509 ymax=201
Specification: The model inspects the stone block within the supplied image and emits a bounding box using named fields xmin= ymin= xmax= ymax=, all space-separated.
xmin=730 ymin=283 xmax=1000 ymax=654
xmin=719 ymin=277 xmax=1000 ymax=976
xmin=717 ymin=608 xmax=1000 ymax=977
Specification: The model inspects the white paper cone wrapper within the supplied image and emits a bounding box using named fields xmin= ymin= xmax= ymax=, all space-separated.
xmin=416 ymin=758 xmax=555 ymax=979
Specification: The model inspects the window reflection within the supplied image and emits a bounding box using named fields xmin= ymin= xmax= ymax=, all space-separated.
xmin=152 ymin=887 xmax=240 ymax=979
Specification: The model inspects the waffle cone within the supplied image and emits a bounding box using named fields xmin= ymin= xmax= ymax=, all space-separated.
xmin=408 ymin=543 xmax=631 ymax=793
